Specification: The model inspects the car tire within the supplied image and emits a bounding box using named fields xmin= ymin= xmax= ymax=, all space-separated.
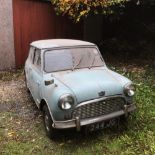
xmin=24 ymin=71 xmax=30 ymax=93
xmin=43 ymin=105 xmax=57 ymax=139
xmin=119 ymin=115 xmax=129 ymax=130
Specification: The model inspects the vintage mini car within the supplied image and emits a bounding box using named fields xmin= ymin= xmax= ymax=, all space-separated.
xmin=25 ymin=39 xmax=136 ymax=138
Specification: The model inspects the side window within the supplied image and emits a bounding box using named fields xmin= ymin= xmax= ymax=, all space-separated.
xmin=33 ymin=49 xmax=41 ymax=70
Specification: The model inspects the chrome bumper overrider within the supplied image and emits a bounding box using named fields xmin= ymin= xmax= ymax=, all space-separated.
xmin=53 ymin=104 xmax=136 ymax=131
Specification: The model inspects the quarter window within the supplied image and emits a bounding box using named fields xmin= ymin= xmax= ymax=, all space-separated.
xmin=33 ymin=49 xmax=41 ymax=70
xmin=28 ymin=47 xmax=35 ymax=63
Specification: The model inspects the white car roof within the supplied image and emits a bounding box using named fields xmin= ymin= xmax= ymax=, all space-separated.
xmin=31 ymin=39 xmax=95 ymax=49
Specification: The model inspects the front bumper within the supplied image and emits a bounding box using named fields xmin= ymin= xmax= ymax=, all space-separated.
xmin=53 ymin=104 xmax=136 ymax=131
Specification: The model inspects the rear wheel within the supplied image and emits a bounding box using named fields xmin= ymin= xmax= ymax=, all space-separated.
xmin=43 ymin=105 xmax=57 ymax=139
xmin=24 ymin=70 xmax=30 ymax=93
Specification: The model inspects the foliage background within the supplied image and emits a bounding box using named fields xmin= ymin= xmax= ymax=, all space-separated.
xmin=51 ymin=0 xmax=155 ymax=21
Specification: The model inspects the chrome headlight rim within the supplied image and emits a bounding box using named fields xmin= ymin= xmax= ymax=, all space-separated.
xmin=124 ymin=83 xmax=135 ymax=97
xmin=58 ymin=94 xmax=74 ymax=110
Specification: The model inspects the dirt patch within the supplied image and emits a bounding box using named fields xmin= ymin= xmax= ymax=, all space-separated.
xmin=0 ymin=74 xmax=41 ymax=121
xmin=0 ymin=73 xmax=43 ymax=155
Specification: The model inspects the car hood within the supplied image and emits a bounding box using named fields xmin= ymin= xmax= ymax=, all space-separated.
xmin=53 ymin=69 xmax=128 ymax=103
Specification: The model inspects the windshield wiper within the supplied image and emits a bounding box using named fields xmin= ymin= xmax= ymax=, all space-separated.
xmin=72 ymin=55 xmax=83 ymax=70
xmin=89 ymin=55 xmax=96 ymax=69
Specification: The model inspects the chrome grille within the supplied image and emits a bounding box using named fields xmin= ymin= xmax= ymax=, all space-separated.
xmin=72 ymin=97 xmax=125 ymax=119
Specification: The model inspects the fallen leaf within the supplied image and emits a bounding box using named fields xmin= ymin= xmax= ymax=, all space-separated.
xmin=59 ymin=143 xmax=65 ymax=146
xmin=8 ymin=131 xmax=16 ymax=137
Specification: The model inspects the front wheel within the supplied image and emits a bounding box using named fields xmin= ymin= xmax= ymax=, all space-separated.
xmin=119 ymin=115 xmax=129 ymax=130
xmin=43 ymin=105 xmax=57 ymax=139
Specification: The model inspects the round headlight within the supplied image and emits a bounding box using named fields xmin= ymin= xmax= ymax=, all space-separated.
xmin=58 ymin=94 xmax=74 ymax=110
xmin=124 ymin=83 xmax=135 ymax=97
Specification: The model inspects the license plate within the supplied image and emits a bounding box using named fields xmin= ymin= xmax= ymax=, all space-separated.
xmin=87 ymin=118 xmax=118 ymax=132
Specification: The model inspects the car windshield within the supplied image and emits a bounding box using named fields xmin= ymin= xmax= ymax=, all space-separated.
xmin=44 ymin=47 xmax=104 ymax=72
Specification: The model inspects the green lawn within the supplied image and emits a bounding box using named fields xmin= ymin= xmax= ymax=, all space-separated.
xmin=0 ymin=64 xmax=155 ymax=155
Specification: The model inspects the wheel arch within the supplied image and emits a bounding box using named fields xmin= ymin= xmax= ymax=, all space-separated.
xmin=40 ymin=99 xmax=55 ymax=122
xmin=40 ymin=99 xmax=47 ymax=111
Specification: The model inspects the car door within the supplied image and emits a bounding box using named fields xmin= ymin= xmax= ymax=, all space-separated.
xmin=29 ymin=49 xmax=42 ymax=107
xmin=25 ymin=47 xmax=35 ymax=90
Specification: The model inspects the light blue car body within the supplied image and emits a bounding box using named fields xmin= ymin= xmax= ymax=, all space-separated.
xmin=25 ymin=39 xmax=136 ymax=130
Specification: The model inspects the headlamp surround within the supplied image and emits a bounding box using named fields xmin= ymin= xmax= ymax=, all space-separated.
xmin=124 ymin=83 xmax=135 ymax=97
xmin=58 ymin=94 xmax=74 ymax=110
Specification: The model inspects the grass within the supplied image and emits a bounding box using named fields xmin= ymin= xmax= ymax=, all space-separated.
xmin=0 ymin=64 xmax=155 ymax=155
